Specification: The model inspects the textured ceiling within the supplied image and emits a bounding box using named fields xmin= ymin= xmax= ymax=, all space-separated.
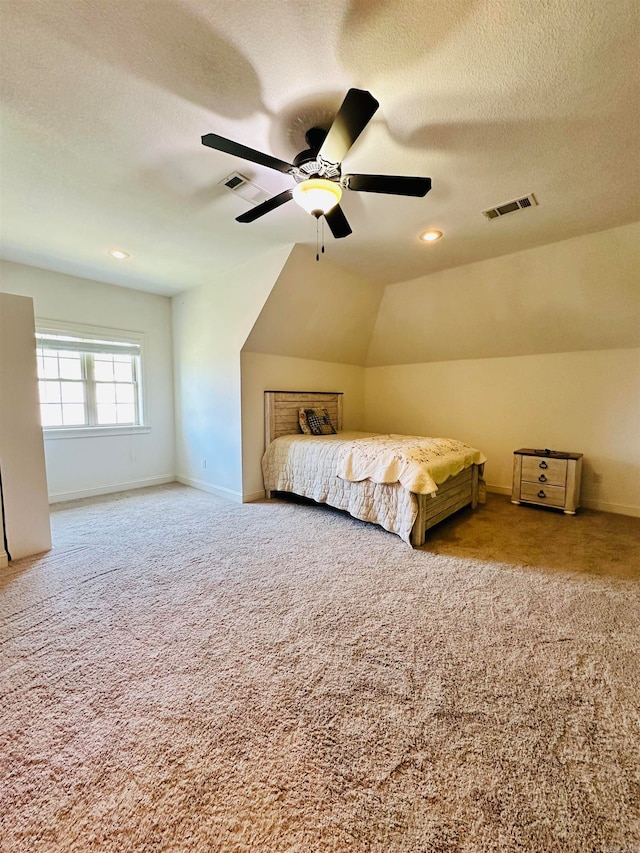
xmin=1 ymin=0 xmax=639 ymax=296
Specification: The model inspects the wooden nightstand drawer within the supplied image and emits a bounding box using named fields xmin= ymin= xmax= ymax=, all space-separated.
xmin=512 ymin=448 xmax=583 ymax=514
xmin=520 ymin=482 xmax=566 ymax=508
xmin=521 ymin=456 xmax=567 ymax=486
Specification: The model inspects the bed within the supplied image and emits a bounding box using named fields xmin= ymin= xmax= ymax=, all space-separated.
xmin=262 ymin=391 xmax=486 ymax=547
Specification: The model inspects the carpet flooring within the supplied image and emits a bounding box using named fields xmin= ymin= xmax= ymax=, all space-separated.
xmin=1 ymin=485 xmax=639 ymax=852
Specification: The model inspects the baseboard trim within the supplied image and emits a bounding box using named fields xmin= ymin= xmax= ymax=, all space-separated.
xmin=487 ymin=484 xmax=512 ymax=496
xmin=580 ymin=498 xmax=640 ymax=517
xmin=0 ymin=550 xmax=8 ymax=569
xmin=487 ymin=484 xmax=639 ymax=517
xmin=45 ymin=478 xmax=639 ymax=517
xmin=49 ymin=476 xmax=176 ymax=504
xmin=176 ymin=476 xmax=243 ymax=504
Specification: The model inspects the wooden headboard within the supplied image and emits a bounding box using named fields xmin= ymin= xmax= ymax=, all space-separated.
xmin=264 ymin=391 xmax=343 ymax=446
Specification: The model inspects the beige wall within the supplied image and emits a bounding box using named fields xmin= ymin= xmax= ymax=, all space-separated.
xmin=239 ymin=225 xmax=639 ymax=514
xmin=364 ymin=348 xmax=640 ymax=515
xmin=239 ymin=246 xmax=382 ymax=499
xmin=5 ymin=220 xmax=631 ymax=519
xmin=240 ymin=352 xmax=366 ymax=498
xmin=1 ymin=260 xmax=176 ymax=501
xmin=367 ymin=222 xmax=640 ymax=366
xmin=172 ymin=246 xmax=293 ymax=499
xmin=243 ymin=244 xmax=384 ymax=365
xmin=0 ymin=293 xmax=51 ymax=558
xmin=361 ymin=222 xmax=640 ymax=516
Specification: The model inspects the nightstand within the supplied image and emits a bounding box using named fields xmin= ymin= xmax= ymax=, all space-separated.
xmin=512 ymin=448 xmax=583 ymax=514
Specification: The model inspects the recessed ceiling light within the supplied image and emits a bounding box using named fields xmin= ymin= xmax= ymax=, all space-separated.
xmin=419 ymin=229 xmax=443 ymax=242
xmin=107 ymin=249 xmax=130 ymax=260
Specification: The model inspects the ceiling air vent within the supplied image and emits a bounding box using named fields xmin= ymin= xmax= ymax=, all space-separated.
xmin=219 ymin=172 xmax=271 ymax=207
xmin=223 ymin=173 xmax=245 ymax=190
xmin=482 ymin=193 xmax=538 ymax=220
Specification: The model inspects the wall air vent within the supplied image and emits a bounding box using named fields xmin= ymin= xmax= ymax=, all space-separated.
xmin=482 ymin=193 xmax=538 ymax=220
xmin=219 ymin=172 xmax=271 ymax=207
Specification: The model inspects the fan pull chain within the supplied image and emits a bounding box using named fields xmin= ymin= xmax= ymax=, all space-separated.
xmin=314 ymin=215 xmax=327 ymax=262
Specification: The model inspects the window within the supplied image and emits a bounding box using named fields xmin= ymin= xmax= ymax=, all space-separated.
xmin=35 ymin=325 xmax=145 ymax=432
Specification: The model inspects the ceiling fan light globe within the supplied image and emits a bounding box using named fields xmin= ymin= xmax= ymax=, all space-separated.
xmin=292 ymin=178 xmax=342 ymax=216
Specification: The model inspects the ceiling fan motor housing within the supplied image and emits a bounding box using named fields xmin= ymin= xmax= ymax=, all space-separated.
xmin=293 ymin=127 xmax=339 ymax=179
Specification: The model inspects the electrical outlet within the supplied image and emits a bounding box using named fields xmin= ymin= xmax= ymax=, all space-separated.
xmin=593 ymin=472 xmax=602 ymax=484
xmin=201 ymin=458 xmax=207 ymax=469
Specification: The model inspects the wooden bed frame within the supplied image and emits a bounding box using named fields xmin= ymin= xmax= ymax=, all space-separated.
xmin=264 ymin=390 xmax=482 ymax=547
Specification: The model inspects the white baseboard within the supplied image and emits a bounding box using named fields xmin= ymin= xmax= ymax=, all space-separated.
xmin=176 ymin=475 xmax=243 ymax=504
xmin=48 ymin=476 xmax=176 ymax=504
xmin=46 ymin=477 xmax=639 ymax=518
xmin=487 ymin=484 xmax=512 ymax=496
xmin=580 ymin=498 xmax=640 ymax=517
xmin=0 ymin=550 xmax=8 ymax=569
xmin=487 ymin=484 xmax=639 ymax=517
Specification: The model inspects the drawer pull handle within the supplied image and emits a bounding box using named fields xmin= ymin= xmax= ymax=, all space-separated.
xmin=539 ymin=461 xmax=548 ymax=469
xmin=537 ymin=489 xmax=546 ymax=498
xmin=538 ymin=474 xmax=547 ymax=483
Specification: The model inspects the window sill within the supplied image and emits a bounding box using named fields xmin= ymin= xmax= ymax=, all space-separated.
xmin=43 ymin=426 xmax=150 ymax=440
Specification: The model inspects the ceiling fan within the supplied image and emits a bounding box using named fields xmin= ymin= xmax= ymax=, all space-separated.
xmin=201 ymin=88 xmax=432 ymax=239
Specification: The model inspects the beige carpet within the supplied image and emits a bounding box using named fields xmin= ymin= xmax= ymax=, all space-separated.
xmin=1 ymin=485 xmax=639 ymax=852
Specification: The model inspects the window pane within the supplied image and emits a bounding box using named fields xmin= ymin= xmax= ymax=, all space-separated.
xmin=41 ymin=404 xmax=63 ymax=426
xmin=115 ymin=383 xmax=134 ymax=403
xmin=43 ymin=381 xmax=62 ymax=403
xmin=59 ymin=356 xmax=82 ymax=380
xmin=61 ymin=382 xmax=84 ymax=403
xmin=37 ymin=329 xmax=143 ymax=430
xmin=62 ymin=404 xmax=86 ymax=425
xmin=114 ymin=360 xmax=132 ymax=382
xmin=96 ymin=383 xmax=116 ymax=404
xmin=44 ymin=356 xmax=59 ymax=378
xmin=94 ymin=358 xmax=114 ymax=381
xmin=116 ymin=404 xmax=135 ymax=423
xmin=97 ymin=403 xmax=118 ymax=424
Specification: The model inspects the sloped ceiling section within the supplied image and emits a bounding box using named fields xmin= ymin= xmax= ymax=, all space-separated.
xmin=242 ymin=244 xmax=384 ymax=366
xmin=366 ymin=222 xmax=640 ymax=366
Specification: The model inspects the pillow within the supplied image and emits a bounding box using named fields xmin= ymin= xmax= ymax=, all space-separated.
xmin=299 ymin=407 xmax=337 ymax=436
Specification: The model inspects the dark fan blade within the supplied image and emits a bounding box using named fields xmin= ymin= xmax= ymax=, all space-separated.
xmin=202 ymin=133 xmax=294 ymax=175
xmin=235 ymin=189 xmax=293 ymax=223
xmin=343 ymin=174 xmax=432 ymax=197
xmin=324 ymin=205 xmax=352 ymax=239
xmin=318 ymin=89 xmax=379 ymax=166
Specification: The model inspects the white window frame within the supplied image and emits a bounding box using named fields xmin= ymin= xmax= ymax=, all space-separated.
xmin=35 ymin=320 xmax=150 ymax=440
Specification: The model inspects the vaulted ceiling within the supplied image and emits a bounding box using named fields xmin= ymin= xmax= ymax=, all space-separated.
xmin=1 ymin=0 xmax=639 ymax=296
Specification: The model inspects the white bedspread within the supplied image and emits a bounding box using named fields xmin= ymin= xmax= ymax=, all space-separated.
xmin=262 ymin=432 xmax=419 ymax=544
xmin=262 ymin=431 xmax=485 ymax=545
xmin=336 ymin=434 xmax=486 ymax=495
